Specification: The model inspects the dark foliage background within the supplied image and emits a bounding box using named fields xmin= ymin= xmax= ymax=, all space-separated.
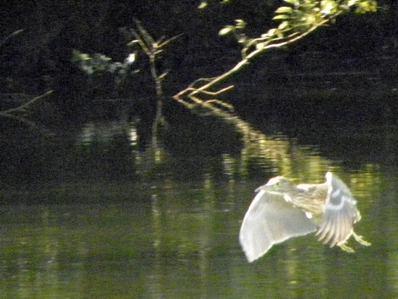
xmin=0 ymin=0 xmax=397 ymax=124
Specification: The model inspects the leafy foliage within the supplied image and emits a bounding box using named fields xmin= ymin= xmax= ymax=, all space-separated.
xmin=198 ymin=0 xmax=231 ymax=9
xmin=219 ymin=0 xmax=377 ymax=59
xmin=175 ymin=0 xmax=377 ymax=113
xmin=72 ymin=50 xmax=136 ymax=76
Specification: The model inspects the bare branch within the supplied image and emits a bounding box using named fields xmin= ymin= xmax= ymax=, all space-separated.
xmin=0 ymin=29 xmax=24 ymax=48
xmin=0 ymin=90 xmax=53 ymax=128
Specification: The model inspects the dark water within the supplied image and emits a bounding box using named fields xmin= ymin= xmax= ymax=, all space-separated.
xmin=1 ymin=114 xmax=398 ymax=298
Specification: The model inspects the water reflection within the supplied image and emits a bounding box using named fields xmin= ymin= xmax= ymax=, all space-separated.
xmin=0 ymin=171 xmax=397 ymax=298
xmin=1 ymin=110 xmax=398 ymax=297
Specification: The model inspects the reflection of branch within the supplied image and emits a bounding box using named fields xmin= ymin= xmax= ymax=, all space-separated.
xmin=0 ymin=29 xmax=24 ymax=48
xmin=130 ymin=20 xmax=180 ymax=144
xmin=0 ymin=111 xmax=38 ymax=128
xmin=0 ymin=90 xmax=53 ymax=127
xmin=3 ymin=90 xmax=53 ymax=114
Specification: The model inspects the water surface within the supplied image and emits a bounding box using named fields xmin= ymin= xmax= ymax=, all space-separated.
xmin=0 ymin=117 xmax=397 ymax=298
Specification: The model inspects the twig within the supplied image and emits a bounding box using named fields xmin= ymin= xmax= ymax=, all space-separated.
xmin=0 ymin=29 xmax=24 ymax=48
xmin=0 ymin=90 xmax=53 ymax=128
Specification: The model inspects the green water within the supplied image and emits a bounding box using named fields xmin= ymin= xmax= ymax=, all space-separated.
xmin=0 ymin=117 xmax=397 ymax=298
xmin=0 ymin=172 xmax=396 ymax=298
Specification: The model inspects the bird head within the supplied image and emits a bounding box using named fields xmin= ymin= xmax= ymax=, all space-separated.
xmin=255 ymin=176 xmax=296 ymax=194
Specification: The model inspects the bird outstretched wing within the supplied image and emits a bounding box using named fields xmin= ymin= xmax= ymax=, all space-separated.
xmin=316 ymin=172 xmax=361 ymax=247
xmin=239 ymin=189 xmax=317 ymax=262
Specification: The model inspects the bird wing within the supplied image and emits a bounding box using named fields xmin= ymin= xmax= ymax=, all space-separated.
xmin=239 ymin=189 xmax=317 ymax=262
xmin=316 ymin=172 xmax=361 ymax=247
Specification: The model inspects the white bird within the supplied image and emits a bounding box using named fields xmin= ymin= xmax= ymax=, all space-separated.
xmin=239 ymin=172 xmax=370 ymax=262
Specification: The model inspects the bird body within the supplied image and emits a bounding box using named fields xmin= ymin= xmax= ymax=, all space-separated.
xmin=239 ymin=172 xmax=370 ymax=262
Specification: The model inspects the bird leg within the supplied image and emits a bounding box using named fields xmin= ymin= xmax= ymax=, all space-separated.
xmin=352 ymin=231 xmax=371 ymax=246
xmin=337 ymin=231 xmax=371 ymax=253
xmin=338 ymin=243 xmax=355 ymax=253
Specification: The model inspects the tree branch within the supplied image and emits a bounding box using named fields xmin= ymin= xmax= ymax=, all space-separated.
xmin=0 ymin=90 xmax=53 ymax=128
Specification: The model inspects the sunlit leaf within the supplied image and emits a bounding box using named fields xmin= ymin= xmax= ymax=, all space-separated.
xmin=276 ymin=29 xmax=284 ymax=38
xmin=79 ymin=53 xmax=92 ymax=61
xmin=348 ymin=0 xmax=358 ymax=6
xmin=256 ymin=42 xmax=265 ymax=50
xmin=283 ymin=0 xmax=299 ymax=5
xmin=238 ymin=36 xmax=247 ymax=44
xmin=355 ymin=0 xmax=377 ymax=13
xmin=127 ymin=40 xmax=139 ymax=47
xmin=198 ymin=1 xmax=207 ymax=9
xmin=125 ymin=53 xmax=136 ymax=64
xmin=267 ymin=28 xmax=277 ymax=37
xmin=273 ymin=14 xmax=290 ymax=20
xmin=235 ymin=19 xmax=247 ymax=29
xmin=219 ymin=26 xmax=234 ymax=36
xmin=275 ymin=6 xmax=294 ymax=14
xmin=82 ymin=65 xmax=94 ymax=75
xmin=278 ymin=21 xmax=290 ymax=30
xmin=320 ymin=0 xmax=339 ymax=14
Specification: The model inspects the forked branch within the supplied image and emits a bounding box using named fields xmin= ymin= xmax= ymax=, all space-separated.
xmin=173 ymin=0 xmax=377 ymax=114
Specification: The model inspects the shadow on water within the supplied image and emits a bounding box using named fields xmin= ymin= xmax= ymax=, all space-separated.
xmin=1 ymin=98 xmax=398 ymax=298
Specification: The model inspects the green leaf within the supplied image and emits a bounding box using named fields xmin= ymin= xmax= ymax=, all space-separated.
xmin=272 ymin=14 xmax=290 ymax=20
xmin=356 ymin=0 xmax=378 ymax=13
xmin=198 ymin=1 xmax=208 ymax=9
xmin=283 ymin=0 xmax=298 ymax=5
xmin=278 ymin=21 xmax=290 ymax=30
xmin=348 ymin=0 xmax=358 ymax=6
xmin=219 ymin=26 xmax=234 ymax=36
xmin=267 ymin=28 xmax=277 ymax=37
xmin=235 ymin=19 xmax=247 ymax=29
xmin=256 ymin=42 xmax=265 ymax=50
xmin=275 ymin=6 xmax=294 ymax=14
xmin=237 ymin=36 xmax=247 ymax=44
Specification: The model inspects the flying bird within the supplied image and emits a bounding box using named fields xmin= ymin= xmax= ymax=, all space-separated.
xmin=239 ymin=172 xmax=370 ymax=262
